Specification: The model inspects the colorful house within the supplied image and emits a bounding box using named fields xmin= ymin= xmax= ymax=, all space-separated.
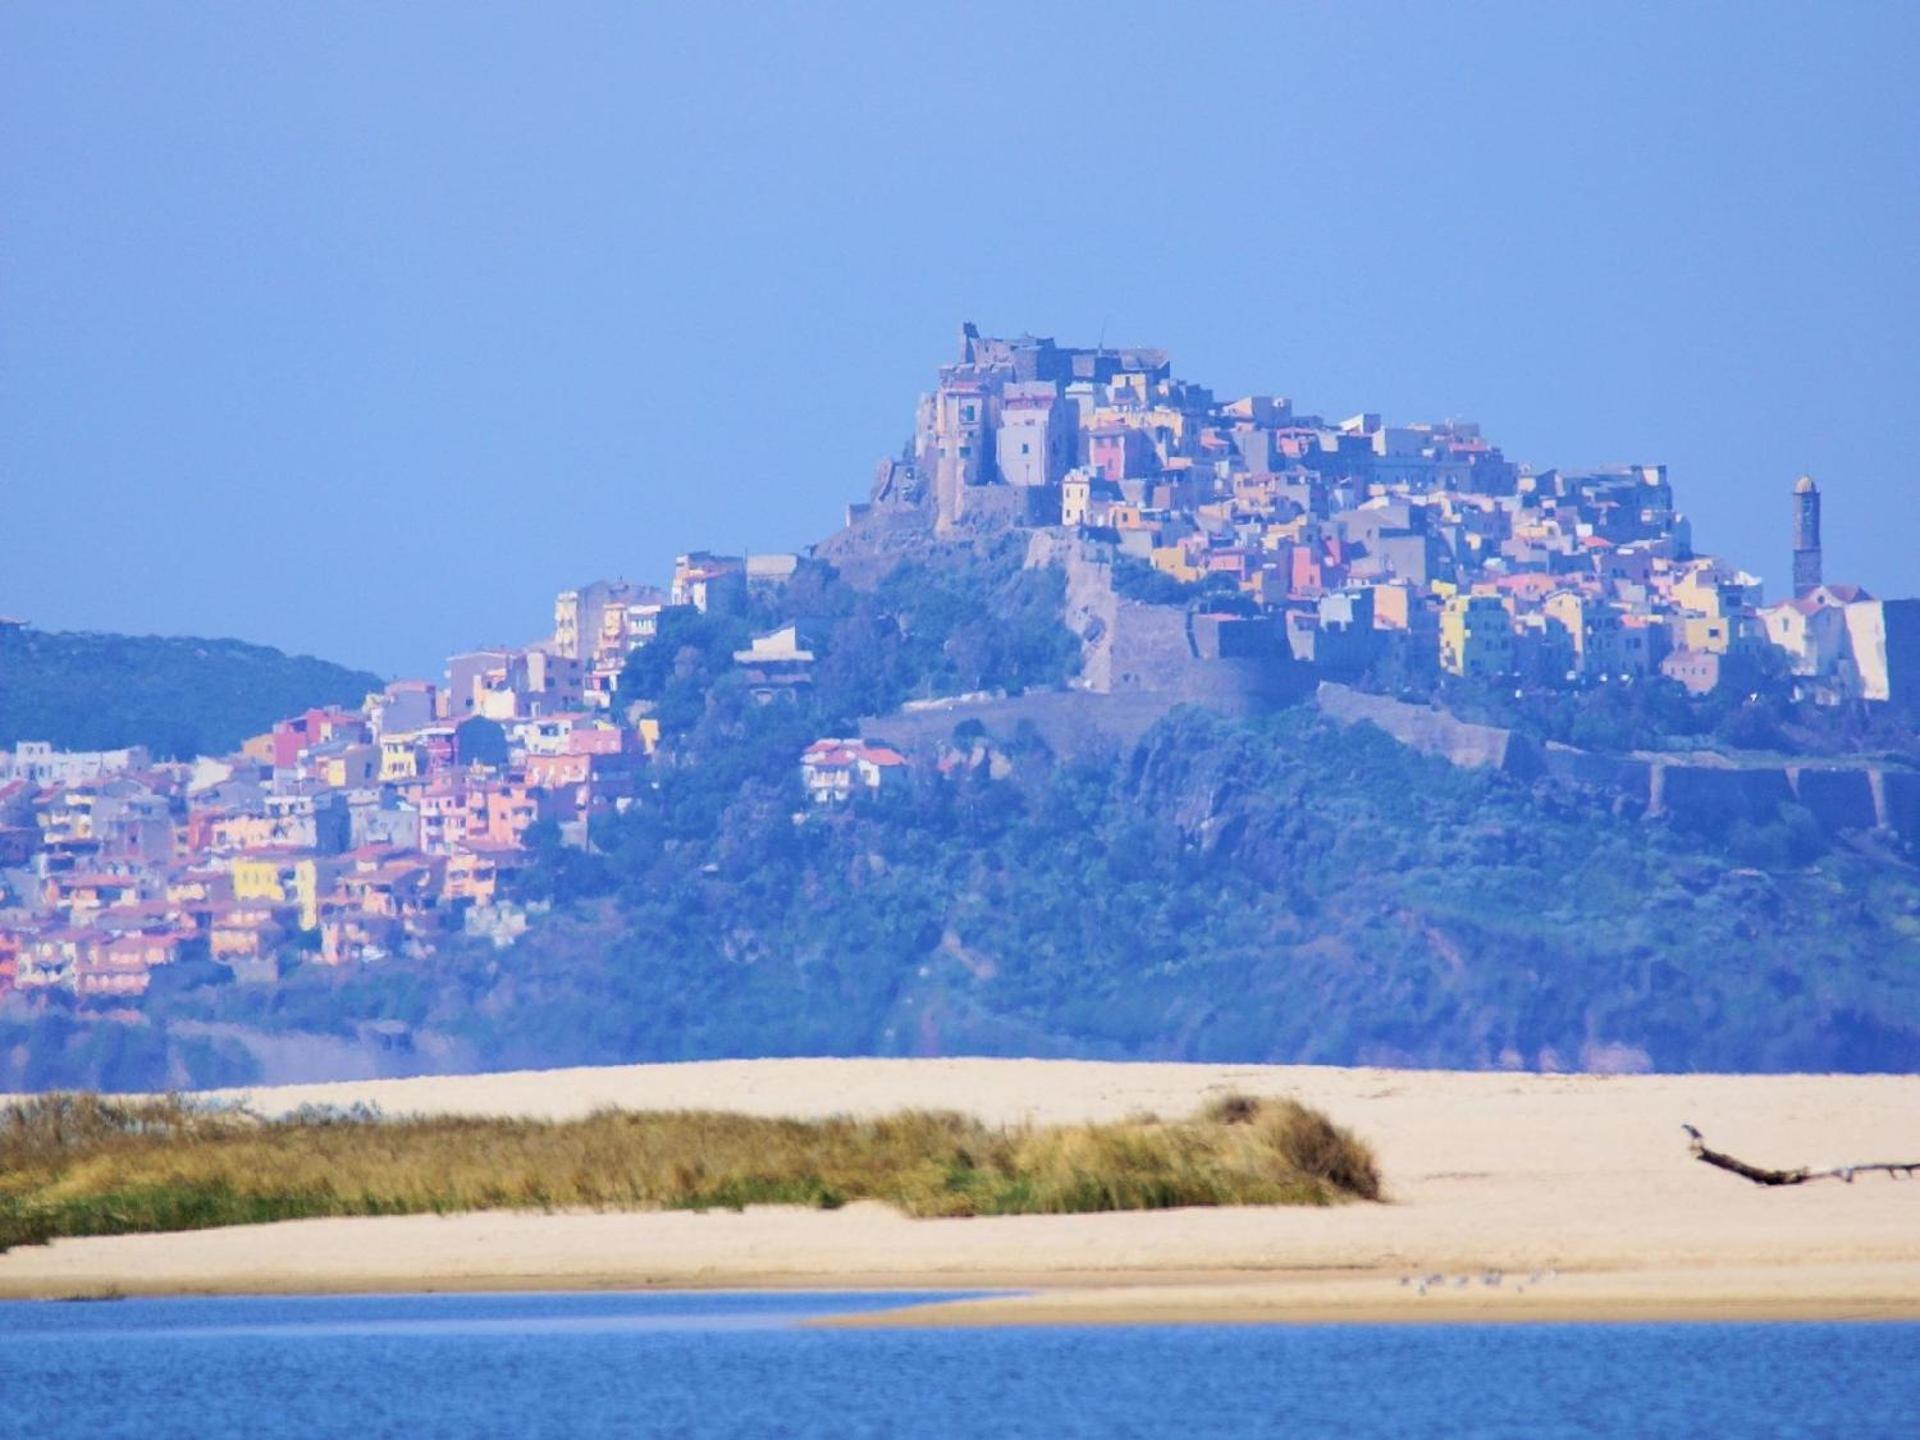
xmin=800 ymin=738 xmax=908 ymax=804
xmin=1439 ymin=594 xmax=1517 ymax=679
xmin=231 ymin=849 xmax=339 ymax=930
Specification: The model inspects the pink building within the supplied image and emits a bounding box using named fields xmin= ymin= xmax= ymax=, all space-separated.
xmin=1088 ymin=426 xmax=1158 ymax=483
xmin=268 ymin=708 xmax=370 ymax=769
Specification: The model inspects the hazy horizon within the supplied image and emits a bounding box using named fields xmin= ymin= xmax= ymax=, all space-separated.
xmin=5 ymin=3 xmax=1916 ymax=677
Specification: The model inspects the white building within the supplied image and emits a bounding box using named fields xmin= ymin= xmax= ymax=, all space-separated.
xmin=0 ymin=742 xmax=151 ymax=787
xmin=799 ymin=738 xmax=907 ymax=804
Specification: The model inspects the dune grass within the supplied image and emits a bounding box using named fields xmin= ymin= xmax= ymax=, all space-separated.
xmin=0 ymin=1090 xmax=1379 ymax=1253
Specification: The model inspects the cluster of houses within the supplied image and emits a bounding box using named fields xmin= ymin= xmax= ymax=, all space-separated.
xmin=4 ymin=327 xmax=1912 ymax=1004
xmin=798 ymin=738 xmax=907 ymax=804
xmin=549 ymin=551 xmax=802 ymax=711
xmin=0 ymin=546 xmax=900 ymax=1003
xmin=0 ymin=693 xmax=648 ymax=997
xmin=0 ymin=693 xmax=648 ymax=1001
xmin=874 ymin=325 xmax=1917 ymax=709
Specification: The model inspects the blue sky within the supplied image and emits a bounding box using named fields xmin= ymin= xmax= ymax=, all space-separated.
xmin=3 ymin=3 xmax=1915 ymax=677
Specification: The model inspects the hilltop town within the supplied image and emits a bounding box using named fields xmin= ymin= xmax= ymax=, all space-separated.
xmin=0 ymin=326 xmax=1915 ymax=1013
xmin=856 ymin=325 xmax=1913 ymax=709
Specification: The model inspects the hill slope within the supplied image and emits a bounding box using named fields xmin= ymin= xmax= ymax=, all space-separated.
xmin=433 ymin=708 xmax=1920 ymax=1073
xmin=0 ymin=626 xmax=382 ymax=760
xmin=14 ymin=703 xmax=1916 ymax=1089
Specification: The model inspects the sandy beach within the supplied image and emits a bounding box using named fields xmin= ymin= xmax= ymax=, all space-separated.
xmin=3 ymin=1058 xmax=1917 ymax=1323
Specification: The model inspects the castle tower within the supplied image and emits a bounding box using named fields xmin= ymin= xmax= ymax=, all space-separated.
xmin=1792 ymin=474 xmax=1822 ymax=596
xmin=930 ymin=379 xmax=993 ymax=532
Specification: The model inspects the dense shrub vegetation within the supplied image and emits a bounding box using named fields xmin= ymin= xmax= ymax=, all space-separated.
xmin=17 ymin=698 xmax=1917 ymax=1088
xmin=6 ymin=547 xmax=1918 ymax=1088
xmin=0 ymin=1091 xmax=1378 ymax=1251
xmin=1109 ymin=556 xmax=1242 ymax=607
xmin=0 ymin=627 xmax=381 ymax=759
xmin=620 ymin=538 xmax=1080 ymax=734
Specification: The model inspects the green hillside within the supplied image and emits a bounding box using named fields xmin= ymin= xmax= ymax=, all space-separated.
xmin=425 ymin=705 xmax=1920 ymax=1073
xmin=19 ymin=698 xmax=1917 ymax=1090
xmin=0 ymin=625 xmax=382 ymax=760
xmin=5 ymin=545 xmax=1918 ymax=1090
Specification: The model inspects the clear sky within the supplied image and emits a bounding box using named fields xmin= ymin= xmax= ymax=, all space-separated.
xmin=3 ymin=3 xmax=1915 ymax=677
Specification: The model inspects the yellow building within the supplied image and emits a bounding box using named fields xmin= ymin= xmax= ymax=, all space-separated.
xmin=231 ymin=851 xmax=336 ymax=931
xmin=1670 ymin=562 xmax=1762 ymax=620
xmin=319 ymin=745 xmax=379 ymax=789
xmin=1670 ymin=567 xmax=1727 ymax=618
xmin=1678 ymin=614 xmax=1732 ymax=655
xmin=1546 ymin=591 xmax=1653 ymax=679
xmin=1150 ymin=547 xmax=1205 ymax=584
xmin=442 ymin=847 xmax=502 ymax=905
xmin=1258 ymin=517 xmax=1307 ymax=550
xmin=1439 ymin=594 xmax=1516 ymax=678
xmin=1143 ymin=403 xmax=1194 ymax=458
xmin=380 ymin=734 xmax=423 ymax=783
xmin=1368 ymin=582 xmax=1417 ymax=632
xmin=1061 ymin=472 xmax=1092 ymax=527
xmin=210 ymin=908 xmax=286 ymax=962
xmin=1195 ymin=501 xmax=1237 ymax=531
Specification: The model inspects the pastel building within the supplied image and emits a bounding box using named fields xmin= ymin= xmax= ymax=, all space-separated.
xmin=996 ymin=383 xmax=1073 ymax=488
xmin=800 ymin=738 xmax=907 ymax=804
xmin=1439 ymin=594 xmax=1516 ymax=679
xmin=231 ymin=850 xmax=340 ymax=931
xmin=1842 ymin=598 xmax=1920 ymax=709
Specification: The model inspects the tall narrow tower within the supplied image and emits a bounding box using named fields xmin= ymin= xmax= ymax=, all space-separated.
xmin=1791 ymin=474 xmax=1822 ymax=596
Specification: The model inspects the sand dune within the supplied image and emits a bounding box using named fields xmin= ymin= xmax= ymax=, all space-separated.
xmin=3 ymin=1059 xmax=1917 ymax=1322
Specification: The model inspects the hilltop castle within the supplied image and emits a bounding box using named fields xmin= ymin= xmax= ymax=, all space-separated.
xmin=851 ymin=324 xmax=1914 ymax=713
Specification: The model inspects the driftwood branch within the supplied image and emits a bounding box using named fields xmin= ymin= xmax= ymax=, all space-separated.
xmin=1683 ymin=1124 xmax=1919 ymax=1186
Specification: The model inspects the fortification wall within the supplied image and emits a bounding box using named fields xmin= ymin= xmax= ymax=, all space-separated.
xmin=861 ymin=689 xmax=1185 ymax=759
xmin=1649 ymin=762 xmax=1796 ymax=827
xmin=945 ymin=482 xmax=1059 ymax=534
xmin=1027 ymin=532 xmax=1308 ymax=712
xmin=1875 ymin=770 xmax=1920 ymax=836
xmin=1541 ymin=744 xmax=1653 ymax=805
xmin=1315 ymin=682 xmax=1917 ymax=837
xmin=1107 ymin=601 xmax=1193 ymax=692
xmin=1787 ymin=766 xmax=1881 ymax=832
xmin=1313 ymin=683 xmax=1537 ymax=775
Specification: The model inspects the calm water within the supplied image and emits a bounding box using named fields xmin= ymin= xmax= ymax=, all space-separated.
xmin=2 ymin=1291 xmax=1916 ymax=1439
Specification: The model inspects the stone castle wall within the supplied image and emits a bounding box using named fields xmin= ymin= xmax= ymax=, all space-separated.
xmin=1314 ymin=682 xmax=1535 ymax=774
xmin=1315 ymin=682 xmax=1918 ymax=837
xmin=1028 ymin=532 xmax=1311 ymax=713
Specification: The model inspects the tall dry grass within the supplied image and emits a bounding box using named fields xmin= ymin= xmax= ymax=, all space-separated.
xmin=0 ymin=1091 xmax=1380 ymax=1252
